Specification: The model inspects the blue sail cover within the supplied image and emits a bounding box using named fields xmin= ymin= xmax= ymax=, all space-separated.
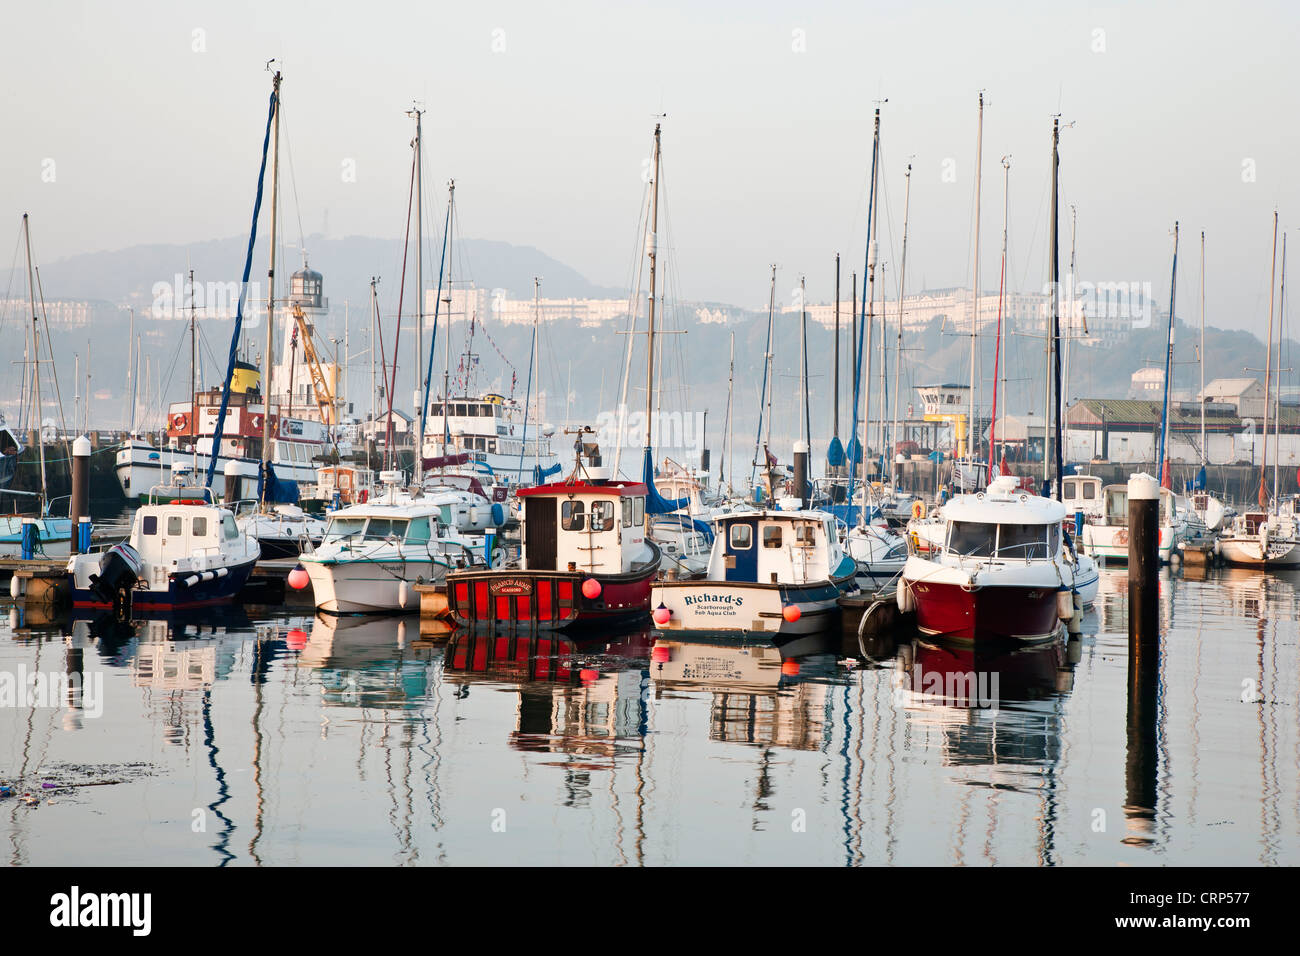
xmin=532 ymin=462 xmax=562 ymax=485
xmin=1191 ymin=465 xmax=1207 ymax=492
xmin=845 ymin=436 xmax=862 ymax=465
xmin=826 ymin=435 xmax=845 ymax=467
xmin=642 ymin=447 xmax=690 ymax=514
xmin=256 ymin=461 xmax=300 ymax=505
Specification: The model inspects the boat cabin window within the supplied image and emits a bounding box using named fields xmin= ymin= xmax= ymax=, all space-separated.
xmin=729 ymin=523 xmax=752 ymax=550
xmin=222 ymin=514 xmax=239 ymax=541
xmin=405 ymin=517 xmax=431 ymax=544
xmin=763 ymin=525 xmax=783 ymax=549
xmin=1063 ymin=480 xmax=1076 ymax=499
xmin=1083 ymin=483 xmax=1096 ymax=500
xmin=1107 ymin=491 xmax=1128 ymax=521
xmin=562 ymin=501 xmax=585 ymax=531
xmin=997 ymin=523 xmax=1049 ymax=559
xmin=438 ymin=505 xmax=453 ymax=526
xmin=142 ymin=515 xmax=158 ymax=536
xmin=192 ymin=516 xmax=208 ymax=537
xmin=364 ymin=518 xmax=408 ymax=540
xmin=167 ymin=515 xmax=183 ymax=536
xmin=633 ymin=496 xmax=645 ymax=526
xmin=324 ymin=517 xmax=367 ymax=541
xmin=590 ymin=501 xmax=615 ymax=531
xmin=622 ymin=498 xmax=633 ymax=528
xmin=948 ymin=521 xmax=995 ymax=557
xmin=795 ymin=524 xmax=817 ymax=548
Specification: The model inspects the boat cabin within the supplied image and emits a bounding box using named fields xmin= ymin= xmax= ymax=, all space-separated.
xmin=707 ymin=510 xmax=844 ymax=585
xmin=939 ymin=477 xmax=1068 ymax=561
xmin=128 ymin=501 xmax=247 ymax=589
xmin=321 ymin=507 xmax=448 ymax=545
xmin=1060 ymin=475 xmax=1103 ymax=515
xmin=1098 ymin=483 xmax=1176 ymax=526
xmin=518 ymin=479 xmax=647 ymax=574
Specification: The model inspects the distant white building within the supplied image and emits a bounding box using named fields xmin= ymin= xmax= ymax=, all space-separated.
xmin=1198 ymin=377 xmax=1266 ymax=419
xmin=1128 ymin=366 xmax=1165 ymax=399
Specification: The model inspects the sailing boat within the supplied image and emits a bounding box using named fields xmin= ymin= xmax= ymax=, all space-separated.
xmin=1186 ymin=230 xmax=1228 ymax=533
xmin=1219 ymin=216 xmax=1300 ymax=568
xmin=900 ymin=114 xmax=1099 ymax=643
xmin=1 ymin=214 xmax=75 ymax=556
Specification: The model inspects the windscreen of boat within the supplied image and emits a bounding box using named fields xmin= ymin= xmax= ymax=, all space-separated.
xmin=364 ymin=518 xmax=409 ymax=540
xmin=996 ymin=522 xmax=1049 ymax=559
xmin=948 ymin=521 xmax=996 ymax=557
xmin=324 ymin=517 xmax=367 ymax=541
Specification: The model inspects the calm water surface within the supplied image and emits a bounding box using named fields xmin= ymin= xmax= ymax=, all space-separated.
xmin=1 ymin=566 xmax=1297 ymax=866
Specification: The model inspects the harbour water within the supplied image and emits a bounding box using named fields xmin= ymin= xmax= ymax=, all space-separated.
xmin=1 ymin=566 xmax=1297 ymax=866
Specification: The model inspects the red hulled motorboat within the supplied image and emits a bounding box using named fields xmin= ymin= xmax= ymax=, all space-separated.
xmin=447 ymin=470 xmax=661 ymax=630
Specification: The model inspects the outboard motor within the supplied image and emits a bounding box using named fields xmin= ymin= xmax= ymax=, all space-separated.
xmin=88 ymin=543 xmax=143 ymax=615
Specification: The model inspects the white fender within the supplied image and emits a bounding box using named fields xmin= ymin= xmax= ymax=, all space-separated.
xmin=398 ymin=579 xmax=409 ymax=609
xmin=1057 ymin=590 xmax=1074 ymax=621
xmin=9 ymin=575 xmax=21 ymax=599
xmin=896 ymin=580 xmax=916 ymax=614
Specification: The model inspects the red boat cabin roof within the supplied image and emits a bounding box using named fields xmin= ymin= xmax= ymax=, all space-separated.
xmin=517 ymin=479 xmax=648 ymax=498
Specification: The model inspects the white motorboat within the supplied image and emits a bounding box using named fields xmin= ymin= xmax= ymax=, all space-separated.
xmin=899 ymin=475 xmax=1099 ymax=644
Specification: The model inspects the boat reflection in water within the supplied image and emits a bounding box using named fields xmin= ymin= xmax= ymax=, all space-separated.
xmin=648 ymin=634 xmax=839 ymax=751
xmin=891 ymin=634 xmax=1081 ymax=785
xmin=443 ymin=628 xmax=653 ymax=767
xmin=300 ymin=613 xmax=433 ymax=711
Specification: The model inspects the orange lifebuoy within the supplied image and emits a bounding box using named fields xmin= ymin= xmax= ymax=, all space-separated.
xmin=1115 ymin=528 xmax=1129 ymax=546
xmin=171 ymin=412 xmax=189 ymax=431
xmin=911 ymin=499 xmax=925 ymax=520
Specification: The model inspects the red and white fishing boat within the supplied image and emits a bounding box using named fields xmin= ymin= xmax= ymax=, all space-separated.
xmin=899 ymin=476 xmax=1099 ymax=644
xmin=446 ymin=468 xmax=661 ymax=630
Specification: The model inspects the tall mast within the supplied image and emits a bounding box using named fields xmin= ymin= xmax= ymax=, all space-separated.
xmin=1156 ymin=222 xmax=1179 ymax=490
xmin=410 ymin=106 xmax=424 ymax=483
xmin=644 ymin=123 xmax=661 ymax=450
xmin=443 ymin=180 xmax=455 ymax=445
xmin=990 ymin=156 xmax=1009 ymax=480
xmin=833 ymin=253 xmax=840 ymax=439
xmin=22 ymin=213 xmax=47 ymax=508
xmin=1259 ymin=211 xmax=1277 ymax=507
xmin=190 ymin=267 xmax=198 ymax=471
xmin=891 ymin=163 xmax=912 ymax=482
xmin=968 ymin=92 xmax=983 ymax=468
xmin=1274 ymin=233 xmax=1286 ymax=502
xmin=763 ymin=265 xmax=776 ymax=458
xmin=800 ymin=275 xmax=810 ymax=448
xmin=369 ymin=277 xmax=378 ymax=474
xmin=126 ymin=307 xmax=136 ymax=433
xmin=725 ymin=331 xmax=735 ymax=493
xmin=860 ymin=107 xmax=881 ymax=512
xmin=533 ymin=276 xmax=542 ymax=471
xmin=1199 ymin=231 xmax=1206 ymax=466
xmin=1051 ymin=118 xmax=1066 ymax=498
xmin=261 ymin=70 xmax=282 ymax=504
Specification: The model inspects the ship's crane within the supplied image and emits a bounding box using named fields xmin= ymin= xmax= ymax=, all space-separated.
xmin=290 ymin=303 xmax=339 ymax=427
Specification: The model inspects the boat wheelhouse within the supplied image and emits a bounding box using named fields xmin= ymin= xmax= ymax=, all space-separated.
xmin=1217 ymin=506 xmax=1300 ymax=568
xmin=652 ymin=508 xmax=857 ymax=636
xmin=1082 ymin=481 xmax=1187 ymax=564
xmin=1060 ymin=474 xmax=1103 ymax=518
xmin=115 ymin=371 xmax=330 ymax=503
xmin=446 ymin=474 xmax=661 ymax=629
xmin=422 ymin=392 xmax=560 ymax=487
xmin=900 ymin=475 xmax=1099 ymax=645
xmin=298 ymin=489 xmax=492 ymax=614
xmin=66 ymin=490 xmax=259 ymax=611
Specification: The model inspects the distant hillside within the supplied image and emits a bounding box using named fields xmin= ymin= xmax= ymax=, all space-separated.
xmin=3 ymin=233 xmax=624 ymax=306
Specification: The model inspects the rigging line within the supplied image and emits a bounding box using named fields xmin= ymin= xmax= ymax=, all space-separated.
xmin=278 ymin=98 xmax=307 ymax=255
xmin=32 ymin=265 xmax=74 ymax=458
xmin=384 ymin=146 xmax=418 ymax=467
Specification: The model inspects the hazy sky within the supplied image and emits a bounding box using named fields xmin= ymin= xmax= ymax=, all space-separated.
xmin=3 ymin=0 xmax=1298 ymax=335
